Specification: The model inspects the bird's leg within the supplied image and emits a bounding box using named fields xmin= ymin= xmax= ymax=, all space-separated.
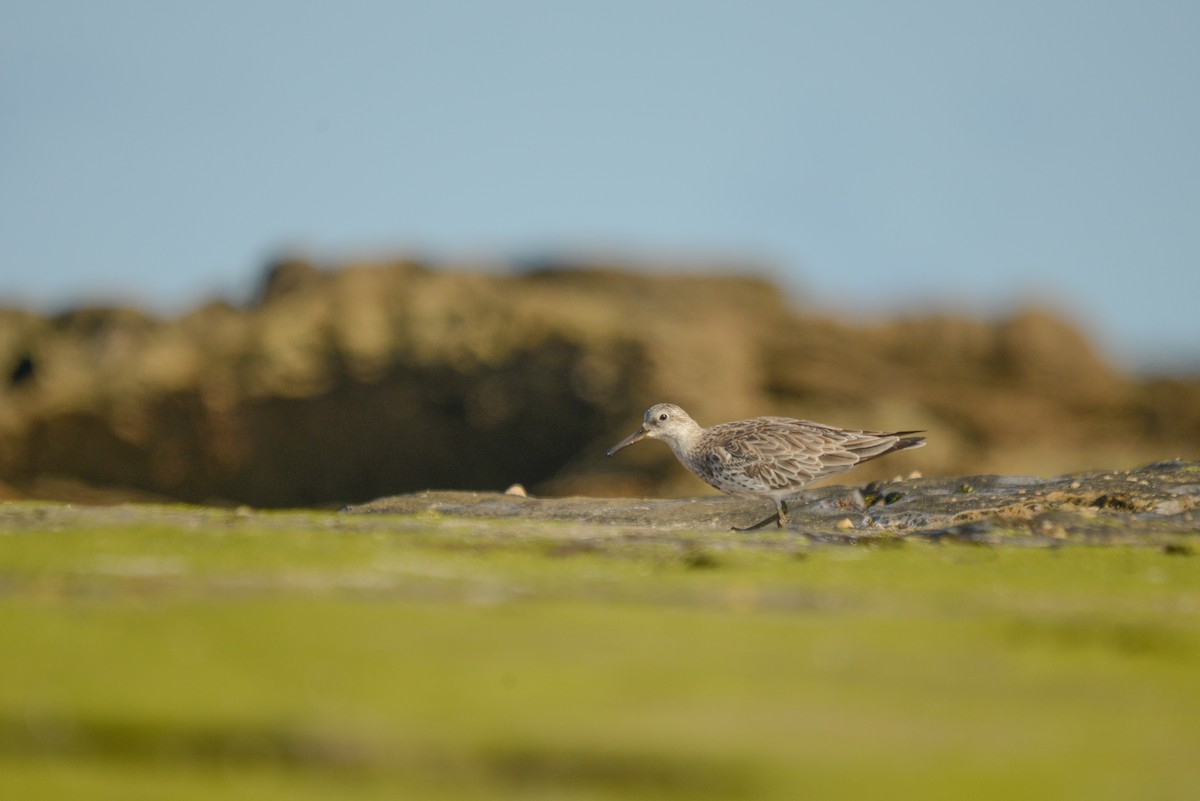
xmin=732 ymin=513 xmax=777 ymax=532
xmin=732 ymin=499 xmax=788 ymax=532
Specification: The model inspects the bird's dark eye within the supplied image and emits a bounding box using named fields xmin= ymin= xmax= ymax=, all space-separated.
xmin=658 ymin=413 xmax=668 ymax=421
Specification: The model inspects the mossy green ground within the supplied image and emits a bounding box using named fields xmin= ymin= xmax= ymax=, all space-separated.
xmin=1 ymin=507 xmax=1198 ymax=800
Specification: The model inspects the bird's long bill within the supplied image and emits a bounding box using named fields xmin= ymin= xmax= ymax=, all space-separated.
xmin=606 ymin=427 xmax=648 ymax=457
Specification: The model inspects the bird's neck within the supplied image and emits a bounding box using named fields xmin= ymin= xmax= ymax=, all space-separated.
xmin=662 ymin=423 xmax=704 ymax=463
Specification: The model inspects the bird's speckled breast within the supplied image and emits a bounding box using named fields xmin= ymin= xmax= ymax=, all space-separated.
xmin=682 ymin=441 xmax=775 ymax=499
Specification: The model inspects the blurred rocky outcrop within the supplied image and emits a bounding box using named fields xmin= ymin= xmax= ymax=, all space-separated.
xmin=1 ymin=258 xmax=1197 ymax=507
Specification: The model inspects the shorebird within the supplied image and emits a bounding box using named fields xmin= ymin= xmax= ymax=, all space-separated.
xmin=607 ymin=403 xmax=925 ymax=530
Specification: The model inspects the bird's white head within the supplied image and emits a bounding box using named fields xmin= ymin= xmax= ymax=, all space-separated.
xmin=606 ymin=403 xmax=700 ymax=456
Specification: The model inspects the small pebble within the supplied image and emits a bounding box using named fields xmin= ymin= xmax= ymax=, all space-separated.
xmin=504 ymin=483 xmax=528 ymax=497
xmin=835 ymin=518 xmax=855 ymax=530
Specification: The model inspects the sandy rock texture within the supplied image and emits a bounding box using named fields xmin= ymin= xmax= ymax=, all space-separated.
xmin=346 ymin=460 xmax=1200 ymax=545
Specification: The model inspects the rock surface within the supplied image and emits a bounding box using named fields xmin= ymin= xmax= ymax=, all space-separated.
xmin=0 ymin=462 xmax=1195 ymax=549
xmin=346 ymin=460 xmax=1200 ymax=546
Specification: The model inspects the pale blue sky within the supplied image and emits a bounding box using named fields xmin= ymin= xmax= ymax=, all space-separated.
xmin=2 ymin=1 xmax=1198 ymax=369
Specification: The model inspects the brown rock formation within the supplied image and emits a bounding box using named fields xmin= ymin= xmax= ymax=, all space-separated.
xmin=1 ymin=258 xmax=1196 ymax=507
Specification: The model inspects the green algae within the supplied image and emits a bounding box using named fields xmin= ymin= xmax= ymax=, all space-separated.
xmin=1 ymin=504 xmax=1199 ymax=801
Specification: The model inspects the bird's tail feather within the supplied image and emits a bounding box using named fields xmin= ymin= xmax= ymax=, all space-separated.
xmin=893 ymin=433 xmax=926 ymax=452
xmin=849 ymin=431 xmax=926 ymax=463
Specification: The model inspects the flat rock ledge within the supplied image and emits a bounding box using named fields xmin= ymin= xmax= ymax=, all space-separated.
xmin=344 ymin=460 xmax=1200 ymax=546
